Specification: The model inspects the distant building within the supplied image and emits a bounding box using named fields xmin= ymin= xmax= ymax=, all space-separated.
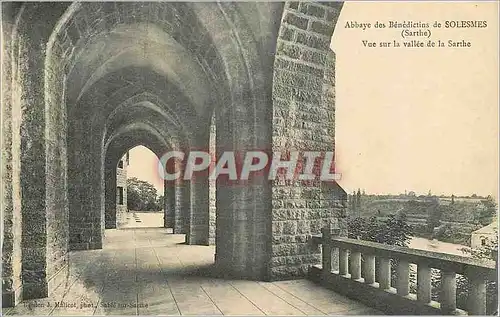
xmin=471 ymin=218 xmax=498 ymax=248
xmin=116 ymin=152 xmax=129 ymax=223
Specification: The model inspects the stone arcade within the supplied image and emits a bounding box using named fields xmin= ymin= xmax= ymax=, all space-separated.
xmin=1 ymin=2 xmax=347 ymax=307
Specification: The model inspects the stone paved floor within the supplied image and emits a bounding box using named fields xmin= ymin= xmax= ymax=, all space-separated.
xmin=120 ymin=211 xmax=164 ymax=229
xmin=4 ymin=217 xmax=383 ymax=315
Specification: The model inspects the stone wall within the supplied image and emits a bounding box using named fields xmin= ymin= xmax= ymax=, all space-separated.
xmin=174 ymin=180 xmax=189 ymax=234
xmin=209 ymin=116 xmax=216 ymax=245
xmin=2 ymin=3 xmax=22 ymax=307
xmin=1 ymin=4 xmax=349 ymax=307
xmin=164 ymin=180 xmax=176 ymax=228
xmin=15 ymin=3 xmax=71 ymax=299
xmin=270 ymin=1 xmax=346 ymax=280
xmin=116 ymin=157 xmax=128 ymax=227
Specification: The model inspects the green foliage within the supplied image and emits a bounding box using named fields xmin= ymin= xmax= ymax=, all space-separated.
xmin=426 ymin=201 xmax=442 ymax=235
xmin=476 ymin=196 xmax=497 ymax=226
xmin=346 ymin=193 xmax=495 ymax=245
xmin=428 ymin=223 xmax=469 ymax=245
xmin=348 ymin=214 xmax=413 ymax=247
xmin=127 ymin=177 xmax=162 ymax=211
xmin=156 ymin=195 xmax=164 ymax=210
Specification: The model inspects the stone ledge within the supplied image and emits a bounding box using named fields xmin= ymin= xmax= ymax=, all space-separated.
xmin=308 ymin=266 xmax=465 ymax=315
xmin=325 ymin=237 xmax=496 ymax=278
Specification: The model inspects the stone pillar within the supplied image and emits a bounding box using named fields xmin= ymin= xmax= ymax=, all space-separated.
xmin=115 ymin=157 xmax=128 ymax=227
xmin=2 ymin=3 xmax=22 ymax=307
xmin=186 ymin=176 xmax=209 ymax=245
xmin=11 ymin=3 xmax=71 ymax=299
xmin=164 ymin=180 xmax=175 ymax=228
xmin=270 ymin=1 xmax=346 ymax=280
xmin=208 ymin=115 xmax=216 ymax=245
xmin=68 ymin=133 xmax=103 ymax=250
xmin=208 ymin=179 xmax=216 ymax=245
xmin=174 ymin=181 xmax=187 ymax=234
xmin=214 ymin=105 xmax=273 ymax=280
xmin=211 ymin=3 xmax=278 ymax=280
xmin=104 ymin=165 xmax=117 ymax=229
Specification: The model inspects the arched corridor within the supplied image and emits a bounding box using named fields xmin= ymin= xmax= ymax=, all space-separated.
xmin=2 ymin=1 xmax=348 ymax=311
xmin=4 ymin=228 xmax=381 ymax=315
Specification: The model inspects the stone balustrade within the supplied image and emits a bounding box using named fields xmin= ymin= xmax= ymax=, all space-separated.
xmin=309 ymin=227 xmax=497 ymax=315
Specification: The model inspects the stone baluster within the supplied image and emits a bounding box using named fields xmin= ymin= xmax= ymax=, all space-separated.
xmin=349 ymin=251 xmax=361 ymax=280
xmin=339 ymin=248 xmax=349 ymax=276
xmin=417 ymin=263 xmax=432 ymax=303
xmin=321 ymin=227 xmax=332 ymax=277
xmin=363 ymin=254 xmax=375 ymax=284
xmin=378 ymin=258 xmax=391 ymax=290
xmin=467 ymin=272 xmax=487 ymax=315
xmin=396 ymin=260 xmax=410 ymax=296
xmin=440 ymin=270 xmax=457 ymax=315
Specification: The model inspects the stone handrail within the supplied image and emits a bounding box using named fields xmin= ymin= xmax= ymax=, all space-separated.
xmin=311 ymin=227 xmax=498 ymax=315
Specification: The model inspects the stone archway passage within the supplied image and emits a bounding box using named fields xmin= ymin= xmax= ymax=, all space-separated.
xmin=2 ymin=2 xmax=346 ymax=307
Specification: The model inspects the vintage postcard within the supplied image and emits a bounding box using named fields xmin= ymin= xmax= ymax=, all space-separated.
xmin=1 ymin=1 xmax=498 ymax=316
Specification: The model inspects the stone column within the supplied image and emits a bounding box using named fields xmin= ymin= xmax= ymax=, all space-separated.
xmin=208 ymin=115 xmax=216 ymax=245
xmin=270 ymin=1 xmax=346 ymax=280
xmin=186 ymin=176 xmax=210 ymax=245
xmin=12 ymin=3 xmax=71 ymax=299
xmin=164 ymin=180 xmax=175 ymax=228
xmin=174 ymin=181 xmax=187 ymax=234
xmin=104 ymin=164 xmax=117 ymax=229
xmin=2 ymin=3 xmax=22 ymax=306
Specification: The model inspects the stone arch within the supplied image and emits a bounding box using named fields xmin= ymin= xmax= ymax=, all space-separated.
xmin=104 ymin=126 xmax=172 ymax=231
xmin=44 ymin=2 xmax=285 ymax=279
xmin=6 ymin=2 xmax=72 ymax=302
xmin=3 ymin=2 xmax=347 ymax=306
xmin=270 ymin=2 xmax=346 ymax=279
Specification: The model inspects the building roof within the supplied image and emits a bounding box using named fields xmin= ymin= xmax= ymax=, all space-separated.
xmin=472 ymin=220 xmax=498 ymax=235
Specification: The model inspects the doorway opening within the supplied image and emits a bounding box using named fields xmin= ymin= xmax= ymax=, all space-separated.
xmin=121 ymin=146 xmax=165 ymax=229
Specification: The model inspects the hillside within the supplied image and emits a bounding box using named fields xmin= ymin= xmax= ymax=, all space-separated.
xmin=347 ymin=193 xmax=496 ymax=245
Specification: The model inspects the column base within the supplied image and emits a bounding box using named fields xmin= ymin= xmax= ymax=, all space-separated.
xmin=2 ymin=287 xmax=22 ymax=308
xmin=69 ymin=241 xmax=102 ymax=251
xmin=184 ymin=234 xmax=209 ymax=246
xmin=213 ymin=257 xmax=268 ymax=281
xmin=22 ymin=262 xmax=70 ymax=302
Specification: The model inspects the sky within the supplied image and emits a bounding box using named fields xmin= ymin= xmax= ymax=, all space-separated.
xmin=332 ymin=1 xmax=498 ymax=197
xmin=127 ymin=1 xmax=498 ymax=198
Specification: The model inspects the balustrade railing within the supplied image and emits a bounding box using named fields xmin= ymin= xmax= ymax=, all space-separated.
xmin=311 ymin=227 xmax=497 ymax=315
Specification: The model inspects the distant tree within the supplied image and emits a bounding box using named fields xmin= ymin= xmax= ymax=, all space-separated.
xmin=356 ymin=188 xmax=362 ymax=210
xmin=348 ymin=214 xmax=413 ymax=247
xmin=426 ymin=201 xmax=442 ymax=235
xmin=351 ymin=191 xmax=357 ymax=212
xmin=477 ymin=197 xmax=497 ymax=226
xmin=156 ymin=195 xmax=164 ymax=211
xmin=127 ymin=177 xmax=160 ymax=211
